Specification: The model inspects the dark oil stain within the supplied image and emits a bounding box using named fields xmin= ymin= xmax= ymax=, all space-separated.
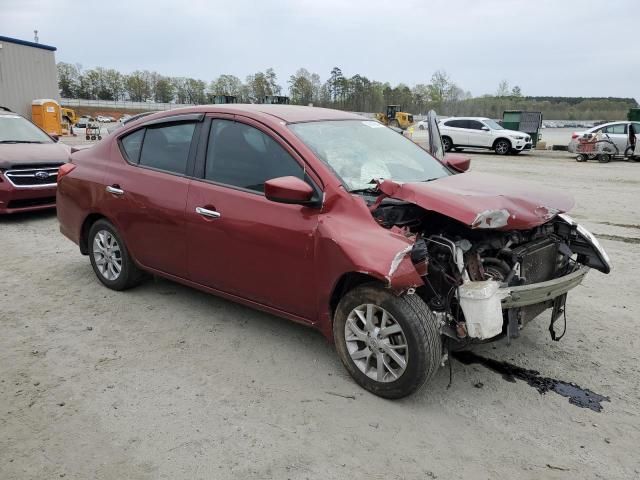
xmin=452 ymin=351 xmax=610 ymax=412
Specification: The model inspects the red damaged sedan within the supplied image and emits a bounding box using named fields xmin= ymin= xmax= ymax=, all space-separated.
xmin=56 ymin=105 xmax=611 ymax=398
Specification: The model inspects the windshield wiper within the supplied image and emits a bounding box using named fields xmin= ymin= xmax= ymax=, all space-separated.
xmin=0 ymin=140 xmax=44 ymax=144
xmin=421 ymin=177 xmax=440 ymax=182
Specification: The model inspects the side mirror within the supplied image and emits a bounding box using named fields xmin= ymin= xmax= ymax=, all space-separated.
xmin=481 ymin=126 xmax=490 ymax=131
xmin=264 ymin=176 xmax=316 ymax=205
xmin=50 ymin=134 xmax=60 ymax=142
xmin=444 ymin=153 xmax=471 ymax=173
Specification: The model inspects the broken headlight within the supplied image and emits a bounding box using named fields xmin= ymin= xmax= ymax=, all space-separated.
xmin=557 ymin=214 xmax=611 ymax=274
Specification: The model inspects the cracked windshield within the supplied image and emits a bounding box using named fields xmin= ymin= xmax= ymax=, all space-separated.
xmin=290 ymin=120 xmax=450 ymax=191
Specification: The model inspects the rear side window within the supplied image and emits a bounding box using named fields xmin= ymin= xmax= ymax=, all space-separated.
xmin=467 ymin=120 xmax=485 ymax=130
xmin=138 ymin=122 xmax=196 ymax=175
xmin=444 ymin=119 xmax=465 ymax=128
xmin=205 ymin=120 xmax=304 ymax=192
xmin=120 ymin=129 xmax=144 ymax=163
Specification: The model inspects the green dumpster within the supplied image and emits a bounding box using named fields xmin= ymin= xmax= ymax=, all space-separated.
xmin=628 ymin=108 xmax=640 ymax=121
xmin=502 ymin=110 xmax=543 ymax=147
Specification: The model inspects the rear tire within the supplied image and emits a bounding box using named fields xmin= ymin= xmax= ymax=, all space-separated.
xmin=598 ymin=154 xmax=611 ymax=163
xmin=333 ymin=284 xmax=442 ymax=399
xmin=88 ymin=219 xmax=144 ymax=291
xmin=576 ymin=154 xmax=587 ymax=162
xmin=442 ymin=136 xmax=453 ymax=152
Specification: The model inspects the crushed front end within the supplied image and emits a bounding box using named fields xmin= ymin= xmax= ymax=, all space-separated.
xmin=371 ymin=189 xmax=611 ymax=345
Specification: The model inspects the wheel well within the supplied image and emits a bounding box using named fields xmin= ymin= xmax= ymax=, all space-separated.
xmin=329 ymin=272 xmax=382 ymax=316
xmin=492 ymin=137 xmax=511 ymax=148
xmin=79 ymin=213 xmax=106 ymax=255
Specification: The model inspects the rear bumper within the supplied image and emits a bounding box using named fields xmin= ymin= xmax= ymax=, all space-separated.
xmin=0 ymin=180 xmax=57 ymax=214
xmin=568 ymin=140 xmax=579 ymax=153
xmin=500 ymin=265 xmax=590 ymax=309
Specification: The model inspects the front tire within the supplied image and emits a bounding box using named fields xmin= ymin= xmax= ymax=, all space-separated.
xmin=576 ymin=154 xmax=587 ymax=162
xmin=333 ymin=284 xmax=442 ymax=399
xmin=88 ymin=219 xmax=143 ymax=291
xmin=494 ymin=139 xmax=511 ymax=155
xmin=598 ymin=153 xmax=611 ymax=163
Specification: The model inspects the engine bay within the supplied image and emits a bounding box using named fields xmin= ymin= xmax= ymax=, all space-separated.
xmin=371 ymin=197 xmax=609 ymax=343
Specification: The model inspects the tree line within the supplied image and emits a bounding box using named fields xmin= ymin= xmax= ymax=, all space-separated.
xmin=57 ymin=62 xmax=637 ymax=120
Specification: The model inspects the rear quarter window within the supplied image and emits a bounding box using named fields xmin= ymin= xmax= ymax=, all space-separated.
xmin=120 ymin=129 xmax=144 ymax=163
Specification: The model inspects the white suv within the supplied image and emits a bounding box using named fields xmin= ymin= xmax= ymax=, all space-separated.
xmin=439 ymin=117 xmax=532 ymax=155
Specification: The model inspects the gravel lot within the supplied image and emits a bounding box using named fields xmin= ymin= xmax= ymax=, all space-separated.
xmin=1 ymin=151 xmax=639 ymax=480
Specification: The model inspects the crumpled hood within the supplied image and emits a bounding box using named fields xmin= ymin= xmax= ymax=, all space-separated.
xmin=377 ymin=171 xmax=574 ymax=230
xmin=0 ymin=143 xmax=70 ymax=169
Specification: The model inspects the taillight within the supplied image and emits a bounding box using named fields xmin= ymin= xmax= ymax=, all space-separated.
xmin=57 ymin=163 xmax=76 ymax=181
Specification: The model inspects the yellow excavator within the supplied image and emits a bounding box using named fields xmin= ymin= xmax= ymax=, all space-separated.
xmin=61 ymin=107 xmax=79 ymax=135
xmin=375 ymin=105 xmax=414 ymax=130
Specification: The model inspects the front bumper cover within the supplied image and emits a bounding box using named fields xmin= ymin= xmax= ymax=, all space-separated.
xmin=500 ymin=265 xmax=590 ymax=309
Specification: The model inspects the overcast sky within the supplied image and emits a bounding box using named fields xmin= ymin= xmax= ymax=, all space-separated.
xmin=2 ymin=0 xmax=638 ymax=98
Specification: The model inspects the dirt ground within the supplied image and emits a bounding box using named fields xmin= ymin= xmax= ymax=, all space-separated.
xmin=1 ymin=151 xmax=639 ymax=480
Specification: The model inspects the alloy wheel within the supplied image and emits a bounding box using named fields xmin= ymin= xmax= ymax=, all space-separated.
xmin=495 ymin=140 xmax=509 ymax=155
xmin=344 ymin=304 xmax=409 ymax=383
xmin=92 ymin=230 xmax=122 ymax=281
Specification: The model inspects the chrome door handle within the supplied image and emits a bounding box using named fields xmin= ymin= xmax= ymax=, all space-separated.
xmin=195 ymin=207 xmax=221 ymax=219
xmin=106 ymin=185 xmax=124 ymax=196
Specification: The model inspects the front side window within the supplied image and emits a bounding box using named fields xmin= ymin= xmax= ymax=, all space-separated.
xmin=138 ymin=122 xmax=196 ymax=175
xmin=468 ymin=120 xmax=485 ymax=130
xmin=289 ymin=120 xmax=450 ymax=192
xmin=482 ymin=119 xmax=503 ymax=130
xmin=205 ymin=120 xmax=305 ymax=192
xmin=0 ymin=115 xmax=53 ymax=143
xmin=604 ymin=124 xmax=626 ymax=135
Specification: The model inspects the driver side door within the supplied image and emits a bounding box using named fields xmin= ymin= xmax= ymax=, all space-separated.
xmin=466 ymin=120 xmax=494 ymax=147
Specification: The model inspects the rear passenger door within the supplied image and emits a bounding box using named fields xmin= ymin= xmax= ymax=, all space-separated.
xmin=442 ymin=119 xmax=469 ymax=146
xmin=104 ymin=114 xmax=203 ymax=277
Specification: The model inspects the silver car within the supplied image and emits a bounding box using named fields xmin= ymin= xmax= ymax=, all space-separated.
xmin=569 ymin=121 xmax=640 ymax=154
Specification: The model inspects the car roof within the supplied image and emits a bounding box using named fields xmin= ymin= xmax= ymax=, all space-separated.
xmin=442 ymin=117 xmax=491 ymax=121
xmin=140 ymin=104 xmax=365 ymax=124
xmin=590 ymin=121 xmax=632 ymax=129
